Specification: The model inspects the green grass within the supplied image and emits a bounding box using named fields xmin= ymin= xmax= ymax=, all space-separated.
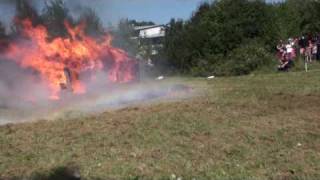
xmin=1 ymin=69 xmax=320 ymax=180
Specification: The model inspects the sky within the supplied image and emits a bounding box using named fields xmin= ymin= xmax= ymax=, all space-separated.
xmin=65 ymin=0 xmax=212 ymax=26
xmin=0 ymin=0 xmax=282 ymax=28
xmin=64 ymin=0 xmax=281 ymax=25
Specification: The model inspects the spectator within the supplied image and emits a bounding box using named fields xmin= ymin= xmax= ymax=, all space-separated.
xmin=298 ymin=36 xmax=308 ymax=56
xmin=293 ymin=37 xmax=299 ymax=56
xmin=278 ymin=53 xmax=293 ymax=71
xmin=305 ymin=40 xmax=313 ymax=63
xmin=286 ymin=39 xmax=296 ymax=60
xmin=312 ymin=40 xmax=318 ymax=61
xmin=277 ymin=39 xmax=295 ymax=72
xmin=276 ymin=40 xmax=285 ymax=60
xmin=317 ymin=34 xmax=320 ymax=60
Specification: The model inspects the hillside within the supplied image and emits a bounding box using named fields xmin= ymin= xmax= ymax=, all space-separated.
xmin=1 ymin=70 xmax=320 ymax=180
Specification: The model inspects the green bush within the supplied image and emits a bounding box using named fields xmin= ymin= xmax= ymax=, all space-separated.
xmin=190 ymin=58 xmax=214 ymax=77
xmin=189 ymin=42 xmax=276 ymax=77
xmin=220 ymin=42 xmax=275 ymax=76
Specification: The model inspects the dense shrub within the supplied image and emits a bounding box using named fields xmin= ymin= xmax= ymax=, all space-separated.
xmin=222 ymin=42 xmax=275 ymax=76
xmin=189 ymin=42 xmax=275 ymax=76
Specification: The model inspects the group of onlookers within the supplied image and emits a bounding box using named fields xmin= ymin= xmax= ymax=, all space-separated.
xmin=277 ymin=35 xmax=320 ymax=71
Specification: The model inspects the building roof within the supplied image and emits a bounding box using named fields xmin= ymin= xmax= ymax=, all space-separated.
xmin=134 ymin=25 xmax=165 ymax=31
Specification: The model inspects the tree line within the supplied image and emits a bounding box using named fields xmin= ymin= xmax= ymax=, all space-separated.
xmin=163 ymin=0 xmax=320 ymax=76
xmin=2 ymin=0 xmax=320 ymax=76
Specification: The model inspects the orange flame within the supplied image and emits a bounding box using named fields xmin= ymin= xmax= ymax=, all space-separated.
xmin=4 ymin=19 xmax=136 ymax=100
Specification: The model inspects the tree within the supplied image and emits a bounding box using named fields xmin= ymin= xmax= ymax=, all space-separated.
xmin=273 ymin=0 xmax=320 ymax=38
xmin=111 ymin=19 xmax=139 ymax=56
xmin=295 ymin=0 xmax=320 ymax=34
xmin=12 ymin=0 xmax=42 ymax=35
xmin=41 ymin=0 xmax=71 ymax=38
xmin=163 ymin=0 xmax=277 ymax=76
xmin=15 ymin=0 xmax=41 ymax=23
xmin=78 ymin=8 xmax=105 ymax=37
xmin=0 ymin=22 xmax=5 ymax=38
xmin=127 ymin=20 xmax=155 ymax=26
xmin=0 ymin=21 xmax=7 ymax=52
xmin=165 ymin=18 xmax=189 ymax=71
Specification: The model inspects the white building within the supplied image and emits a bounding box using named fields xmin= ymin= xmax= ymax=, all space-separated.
xmin=135 ymin=25 xmax=166 ymax=39
xmin=133 ymin=25 xmax=166 ymax=56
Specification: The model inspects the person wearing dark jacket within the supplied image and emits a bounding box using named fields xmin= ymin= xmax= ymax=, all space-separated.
xmin=316 ymin=35 xmax=320 ymax=61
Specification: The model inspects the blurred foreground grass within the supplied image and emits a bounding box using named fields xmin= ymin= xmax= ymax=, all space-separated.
xmin=1 ymin=69 xmax=320 ymax=180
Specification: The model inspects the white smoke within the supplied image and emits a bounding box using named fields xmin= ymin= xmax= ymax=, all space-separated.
xmin=0 ymin=0 xmax=193 ymax=125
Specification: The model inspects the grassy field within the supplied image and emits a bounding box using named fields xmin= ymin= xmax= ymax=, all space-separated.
xmin=1 ymin=69 xmax=320 ymax=180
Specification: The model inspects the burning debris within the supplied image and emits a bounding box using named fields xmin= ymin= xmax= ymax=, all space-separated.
xmin=0 ymin=1 xmax=194 ymax=125
xmin=2 ymin=18 xmax=137 ymax=100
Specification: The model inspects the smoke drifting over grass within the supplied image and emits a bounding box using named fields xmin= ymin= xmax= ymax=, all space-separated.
xmin=0 ymin=0 xmax=193 ymax=125
xmin=0 ymin=74 xmax=193 ymax=125
xmin=0 ymin=56 xmax=52 ymax=123
xmin=0 ymin=58 xmax=50 ymax=108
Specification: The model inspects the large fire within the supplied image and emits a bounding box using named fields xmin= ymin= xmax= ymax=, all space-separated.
xmin=3 ymin=19 xmax=136 ymax=100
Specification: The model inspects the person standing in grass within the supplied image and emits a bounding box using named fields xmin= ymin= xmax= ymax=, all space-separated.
xmin=286 ymin=40 xmax=294 ymax=62
xmin=316 ymin=34 xmax=320 ymax=61
xmin=299 ymin=36 xmax=308 ymax=57
xmin=305 ymin=40 xmax=313 ymax=63
xmin=312 ymin=40 xmax=318 ymax=61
